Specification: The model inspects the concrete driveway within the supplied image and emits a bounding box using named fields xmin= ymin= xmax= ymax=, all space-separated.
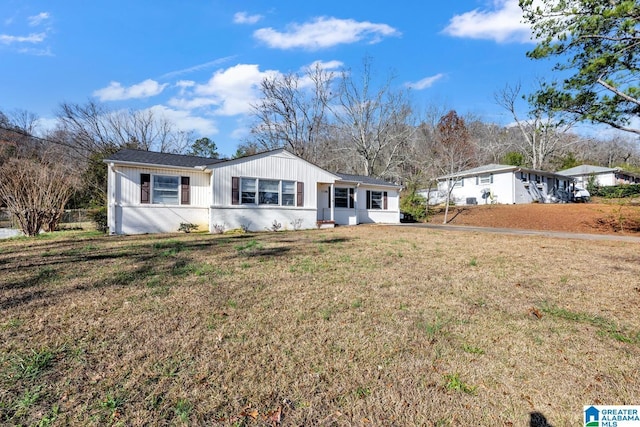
xmin=0 ymin=228 xmax=21 ymax=239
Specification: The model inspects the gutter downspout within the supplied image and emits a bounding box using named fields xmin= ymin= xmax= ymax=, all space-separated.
xmin=108 ymin=163 xmax=116 ymax=234
xmin=355 ymin=182 xmax=360 ymax=225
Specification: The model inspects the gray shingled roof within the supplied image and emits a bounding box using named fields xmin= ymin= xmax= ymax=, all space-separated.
xmin=336 ymin=173 xmax=401 ymax=187
xmin=105 ymin=149 xmax=222 ymax=168
xmin=556 ymin=165 xmax=615 ymax=176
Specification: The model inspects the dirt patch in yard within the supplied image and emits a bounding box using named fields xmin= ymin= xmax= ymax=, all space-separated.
xmin=428 ymin=200 xmax=640 ymax=235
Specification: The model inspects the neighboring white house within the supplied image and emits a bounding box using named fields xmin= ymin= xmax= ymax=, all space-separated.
xmin=556 ymin=164 xmax=640 ymax=187
xmin=104 ymin=148 xmax=401 ymax=234
xmin=425 ymin=164 xmax=574 ymax=205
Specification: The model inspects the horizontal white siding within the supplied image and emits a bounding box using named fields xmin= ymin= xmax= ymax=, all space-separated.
xmin=445 ymin=173 xmax=515 ymax=205
xmin=113 ymin=165 xmax=211 ymax=207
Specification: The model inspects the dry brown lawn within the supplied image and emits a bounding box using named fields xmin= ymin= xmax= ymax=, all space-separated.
xmin=1 ymin=226 xmax=639 ymax=426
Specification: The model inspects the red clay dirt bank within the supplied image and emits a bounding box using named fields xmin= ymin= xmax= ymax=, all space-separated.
xmin=428 ymin=201 xmax=640 ymax=236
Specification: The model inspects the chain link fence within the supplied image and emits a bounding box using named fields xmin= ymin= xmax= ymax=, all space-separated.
xmin=0 ymin=209 xmax=96 ymax=230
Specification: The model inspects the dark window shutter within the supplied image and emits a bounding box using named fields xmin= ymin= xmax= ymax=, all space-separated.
xmin=366 ymin=191 xmax=371 ymax=209
xmin=181 ymin=177 xmax=190 ymax=205
xmin=140 ymin=173 xmax=150 ymax=204
xmin=231 ymin=177 xmax=239 ymax=205
xmin=349 ymin=188 xmax=355 ymax=209
xmin=490 ymin=174 xmax=494 ymax=184
xmin=476 ymin=176 xmax=479 ymax=185
xmin=383 ymin=191 xmax=388 ymax=210
xmin=328 ymin=187 xmax=331 ymax=208
xmin=296 ymin=182 xmax=304 ymax=207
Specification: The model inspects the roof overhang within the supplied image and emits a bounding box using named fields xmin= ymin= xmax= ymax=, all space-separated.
xmin=105 ymin=159 xmax=213 ymax=172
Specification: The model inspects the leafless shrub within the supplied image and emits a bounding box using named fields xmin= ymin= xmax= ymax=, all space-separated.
xmin=0 ymin=151 xmax=80 ymax=236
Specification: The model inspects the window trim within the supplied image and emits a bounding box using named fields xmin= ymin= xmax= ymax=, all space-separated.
xmin=140 ymin=173 xmax=190 ymax=206
xmin=232 ymin=177 xmax=303 ymax=207
xmin=366 ymin=190 xmax=388 ymax=210
xmin=478 ymin=174 xmax=493 ymax=185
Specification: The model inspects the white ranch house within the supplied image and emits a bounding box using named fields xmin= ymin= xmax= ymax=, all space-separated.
xmin=104 ymin=148 xmax=401 ymax=235
xmin=426 ymin=164 xmax=574 ymax=205
xmin=556 ymin=164 xmax=640 ymax=188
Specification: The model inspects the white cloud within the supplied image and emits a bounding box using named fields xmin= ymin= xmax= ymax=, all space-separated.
xmin=405 ymin=73 xmax=445 ymax=90
xmin=442 ymin=0 xmax=532 ymax=43
xmin=233 ymin=12 xmax=263 ymax=25
xmin=254 ymin=16 xmax=400 ymax=50
xmin=305 ymin=59 xmax=343 ymax=72
xmin=186 ymin=64 xmax=276 ymax=116
xmin=168 ymin=96 xmax=219 ymax=110
xmin=147 ymin=105 xmax=218 ymax=136
xmin=0 ymin=32 xmax=46 ymax=44
xmin=28 ymin=12 xmax=50 ymax=27
xmin=93 ymin=79 xmax=168 ymax=101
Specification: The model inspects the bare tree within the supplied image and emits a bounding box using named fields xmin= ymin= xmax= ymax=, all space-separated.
xmin=56 ymin=101 xmax=192 ymax=157
xmin=399 ymin=103 xmax=451 ymax=196
xmin=0 ymin=148 xmax=80 ymax=236
xmin=434 ymin=111 xmax=476 ymax=224
xmin=495 ymin=82 xmax=576 ymax=170
xmin=54 ymin=101 xmax=194 ymax=206
xmin=250 ymin=63 xmax=334 ymax=163
xmin=331 ymin=57 xmax=414 ymax=178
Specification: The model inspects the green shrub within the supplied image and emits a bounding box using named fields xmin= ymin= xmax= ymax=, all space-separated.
xmin=89 ymin=207 xmax=108 ymax=233
xmin=178 ymin=223 xmax=199 ymax=233
xmin=400 ymin=191 xmax=427 ymax=221
xmin=590 ymin=184 xmax=640 ymax=198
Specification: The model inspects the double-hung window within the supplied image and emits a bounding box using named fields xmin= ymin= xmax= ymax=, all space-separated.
xmin=334 ymin=188 xmax=355 ymax=208
xmin=282 ymin=181 xmax=296 ymax=206
xmin=334 ymin=188 xmax=349 ymax=208
xmin=478 ymin=174 xmax=492 ymax=185
xmin=370 ymin=191 xmax=383 ymax=209
xmin=241 ymin=178 xmax=257 ymax=204
xmin=141 ymin=174 xmax=190 ymax=205
xmin=366 ymin=190 xmax=387 ymax=210
xmin=153 ymin=175 xmax=180 ymax=204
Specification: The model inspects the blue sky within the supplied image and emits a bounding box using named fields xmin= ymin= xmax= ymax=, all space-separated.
xmin=1 ymin=0 xmax=557 ymax=157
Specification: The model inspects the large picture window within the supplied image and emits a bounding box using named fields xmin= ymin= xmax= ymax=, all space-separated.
xmin=234 ymin=178 xmax=302 ymax=207
xmin=153 ymin=175 xmax=180 ymax=205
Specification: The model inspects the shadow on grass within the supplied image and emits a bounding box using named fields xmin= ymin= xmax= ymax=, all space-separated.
xmin=0 ymin=230 xmax=344 ymax=310
xmin=0 ymin=290 xmax=47 ymax=310
xmin=530 ymin=412 xmax=554 ymax=427
xmin=314 ymin=237 xmax=351 ymax=244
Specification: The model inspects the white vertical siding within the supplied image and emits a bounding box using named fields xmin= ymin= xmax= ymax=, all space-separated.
xmin=114 ymin=165 xmax=211 ymax=207
xmin=211 ymin=151 xmax=338 ymax=208
xmin=110 ymin=165 xmax=211 ymax=234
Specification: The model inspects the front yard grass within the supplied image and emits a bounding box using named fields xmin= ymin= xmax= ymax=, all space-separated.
xmin=1 ymin=226 xmax=639 ymax=426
